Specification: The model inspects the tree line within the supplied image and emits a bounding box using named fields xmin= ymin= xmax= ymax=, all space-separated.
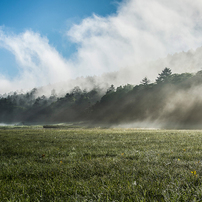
xmin=1 ymin=68 xmax=202 ymax=128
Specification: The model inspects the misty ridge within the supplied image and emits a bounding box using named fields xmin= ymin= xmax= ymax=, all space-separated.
xmin=1 ymin=63 xmax=202 ymax=128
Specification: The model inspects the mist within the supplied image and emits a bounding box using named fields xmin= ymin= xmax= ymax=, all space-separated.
xmin=2 ymin=0 xmax=202 ymax=128
xmin=1 ymin=0 xmax=202 ymax=94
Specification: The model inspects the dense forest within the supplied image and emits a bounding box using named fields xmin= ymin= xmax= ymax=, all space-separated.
xmin=1 ymin=68 xmax=202 ymax=128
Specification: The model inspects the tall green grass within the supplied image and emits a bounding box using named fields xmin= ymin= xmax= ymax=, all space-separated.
xmin=1 ymin=128 xmax=202 ymax=201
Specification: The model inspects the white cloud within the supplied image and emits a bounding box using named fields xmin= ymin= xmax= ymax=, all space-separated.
xmin=1 ymin=0 xmax=202 ymax=93
xmin=0 ymin=30 xmax=72 ymax=93
xmin=67 ymin=0 xmax=202 ymax=80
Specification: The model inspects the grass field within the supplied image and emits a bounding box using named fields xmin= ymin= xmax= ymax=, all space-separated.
xmin=1 ymin=127 xmax=202 ymax=201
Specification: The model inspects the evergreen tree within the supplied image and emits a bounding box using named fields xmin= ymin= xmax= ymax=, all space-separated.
xmin=156 ymin=67 xmax=172 ymax=84
xmin=141 ymin=77 xmax=150 ymax=85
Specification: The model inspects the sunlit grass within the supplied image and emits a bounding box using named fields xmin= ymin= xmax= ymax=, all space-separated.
xmin=1 ymin=128 xmax=202 ymax=201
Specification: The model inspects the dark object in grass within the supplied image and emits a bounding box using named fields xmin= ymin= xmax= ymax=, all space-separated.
xmin=43 ymin=124 xmax=81 ymax=129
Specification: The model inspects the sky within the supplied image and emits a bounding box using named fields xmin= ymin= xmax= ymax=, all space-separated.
xmin=1 ymin=0 xmax=202 ymax=94
xmin=0 ymin=0 xmax=121 ymax=79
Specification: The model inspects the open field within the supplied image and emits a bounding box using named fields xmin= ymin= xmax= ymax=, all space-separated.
xmin=1 ymin=127 xmax=202 ymax=201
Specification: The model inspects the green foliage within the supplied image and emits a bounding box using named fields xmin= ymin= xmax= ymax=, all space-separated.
xmin=156 ymin=67 xmax=172 ymax=84
xmin=141 ymin=77 xmax=150 ymax=85
xmin=1 ymin=128 xmax=202 ymax=201
xmin=107 ymin=85 xmax=115 ymax=94
xmin=1 ymin=68 xmax=202 ymax=127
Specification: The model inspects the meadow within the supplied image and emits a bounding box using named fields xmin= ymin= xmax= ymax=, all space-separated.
xmin=1 ymin=126 xmax=202 ymax=201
